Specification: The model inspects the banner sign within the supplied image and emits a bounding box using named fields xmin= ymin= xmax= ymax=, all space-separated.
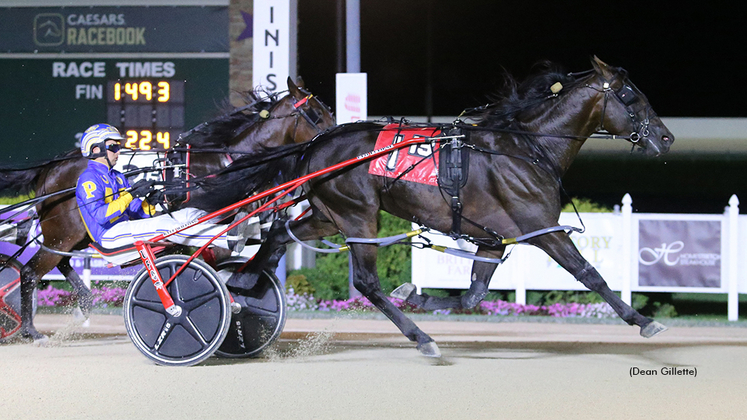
xmin=412 ymin=213 xmax=622 ymax=291
xmin=637 ymin=219 xmax=722 ymax=288
xmin=335 ymin=72 xmax=368 ymax=123
xmin=0 ymin=6 xmax=228 ymax=53
xmin=0 ymin=208 xmax=140 ymax=281
xmin=253 ymin=0 xmax=291 ymax=92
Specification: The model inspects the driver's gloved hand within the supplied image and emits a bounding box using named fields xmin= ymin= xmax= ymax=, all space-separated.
xmin=145 ymin=190 xmax=165 ymax=206
xmin=129 ymin=179 xmax=155 ymax=198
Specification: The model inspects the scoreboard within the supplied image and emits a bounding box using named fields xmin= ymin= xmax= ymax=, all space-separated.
xmin=0 ymin=4 xmax=229 ymax=164
xmin=107 ymin=79 xmax=185 ymax=151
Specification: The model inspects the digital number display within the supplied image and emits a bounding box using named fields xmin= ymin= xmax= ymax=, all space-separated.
xmin=112 ymin=81 xmax=171 ymax=102
xmin=107 ymin=80 xmax=184 ymax=103
xmin=107 ymin=79 xmax=185 ymax=151
xmin=124 ymin=130 xmax=171 ymax=150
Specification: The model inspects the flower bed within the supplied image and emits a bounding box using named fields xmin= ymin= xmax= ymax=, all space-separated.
xmin=288 ymin=287 xmax=617 ymax=318
xmin=37 ymin=286 xmax=125 ymax=308
xmin=37 ymin=285 xmax=617 ymax=319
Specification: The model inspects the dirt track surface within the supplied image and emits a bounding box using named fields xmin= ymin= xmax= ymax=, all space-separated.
xmin=2 ymin=314 xmax=747 ymax=420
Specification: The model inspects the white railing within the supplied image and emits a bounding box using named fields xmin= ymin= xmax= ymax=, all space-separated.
xmin=412 ymin=194 xmax=742 ymax=321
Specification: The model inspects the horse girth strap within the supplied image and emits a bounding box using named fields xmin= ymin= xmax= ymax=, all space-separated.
xmin=438 ymin=127 xmax=470 ymax=237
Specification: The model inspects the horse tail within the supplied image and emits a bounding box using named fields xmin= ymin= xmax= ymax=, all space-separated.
xmin=0 ymin=149 xmax=82 ymax=199
xmin=0 ymin=166 xmax=44 ymax=198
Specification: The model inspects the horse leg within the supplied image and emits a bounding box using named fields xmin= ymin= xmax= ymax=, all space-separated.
xmin=57 ymin=257 xmax=93 ymax=318
xmin=531 ymin=232 xmax=666 ymax=337
xmin=349 ymin=243 xmax=440 ymax=357
xmin=19 ymin=249 xmax=65 ymax=342
xmin=393 ymin=246 xmax=504 ymax=310
xmin=226 ymin=216 xmax=337 ymax=294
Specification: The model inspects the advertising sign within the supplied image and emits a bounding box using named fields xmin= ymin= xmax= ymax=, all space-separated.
xmin=0 ymin=208 xmax=140 ymax=281
xmin=412 ymin=213 xmax=621 ymax=291
xmin=253 ymin=0 xmax=293 ymax=92
xmin=335 ymin=72 xmax=368 ymax=123
xmin=0 ymin=6 xmax=228 ymax=53
xmin=0 ymin=6 xmax=229 ymax=164
xmin=638 ymin=219 xmax=722 ymax=288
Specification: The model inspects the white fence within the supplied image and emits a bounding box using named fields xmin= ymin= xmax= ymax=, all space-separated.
xmin=412 ymin=194 xmax=743 ymax=321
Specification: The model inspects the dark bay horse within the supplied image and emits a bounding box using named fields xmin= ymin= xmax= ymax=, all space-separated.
xmin=0 ymin=78 xmax=334 ymax=343
xmin=201 ymin=57 xmax=674 ymax=357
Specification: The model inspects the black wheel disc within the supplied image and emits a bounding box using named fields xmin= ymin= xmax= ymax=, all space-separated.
xmin=124 ymin=256 xmax=230 ymax=366
xmin=214 ymin=262 xmax=286 ymax=358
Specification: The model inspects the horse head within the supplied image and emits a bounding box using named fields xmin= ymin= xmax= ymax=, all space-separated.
xmin=590 ymin=56 xmax=674 ymax=157
xmin=266 ymin=77 xmax=336 ymax=145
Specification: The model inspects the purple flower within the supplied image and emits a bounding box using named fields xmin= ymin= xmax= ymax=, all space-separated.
xmin=33 ymin=284 xmax=617 ymax=319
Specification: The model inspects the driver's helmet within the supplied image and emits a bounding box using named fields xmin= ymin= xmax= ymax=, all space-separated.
xmin=80 ymin=123 xmax=124 ymax=158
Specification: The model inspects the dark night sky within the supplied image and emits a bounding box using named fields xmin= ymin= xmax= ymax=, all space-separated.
xmin=298 ymin=0 xmax=745 ymax=118
xmin=297 ymin=1 xmax=746 ymax=213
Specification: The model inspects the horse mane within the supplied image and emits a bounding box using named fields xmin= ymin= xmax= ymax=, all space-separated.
xmin=174 ymin=122 xmax=380 ymax=211
xmin=178 ymin=88 xmax=279 ymax=148
xmin=466 ymin=61 xmax=582 ymax=127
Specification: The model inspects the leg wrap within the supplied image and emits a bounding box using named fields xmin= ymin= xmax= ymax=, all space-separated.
xmin=352 ymin=276 xmax=381 ymax=296
xmin=575 ymin=265 xmax=606 ymax=292
xmin=461 ymin=280 xmax=488 ymax=309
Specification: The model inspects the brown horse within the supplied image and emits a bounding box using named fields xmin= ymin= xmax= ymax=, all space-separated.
xmin=198 ymin=57 xmax=674 ymax=357
xmin=0 ymin=78 xmax=334 ymax=343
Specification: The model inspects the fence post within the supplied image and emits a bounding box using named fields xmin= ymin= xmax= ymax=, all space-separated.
xmin=621 ymin=194 xmax=633 ymax=305
xmin=515 ymin=247 xmax=526 ymax=305
xmin=728 ymin=194 xmax=739 ymax=321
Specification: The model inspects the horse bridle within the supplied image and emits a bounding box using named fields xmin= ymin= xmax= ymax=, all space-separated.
xmin=589 ymin=77 xmax=652 ymax=145
xmin=291 ymin=94 xmax=326 ymax=133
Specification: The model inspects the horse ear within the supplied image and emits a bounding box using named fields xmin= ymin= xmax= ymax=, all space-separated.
xmin=287 ymin=77 xmax=302 ymax=98
xmin=590 ymin=55 xmax=615 ymax=80
xmin=295 ymin=76 xmax=306 ymax=89
xmin=286 ymin=76 xmax=298 ymax=96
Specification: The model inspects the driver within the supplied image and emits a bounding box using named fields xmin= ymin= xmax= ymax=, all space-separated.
xmin=75 ymin=123 xmax=248 ymax=252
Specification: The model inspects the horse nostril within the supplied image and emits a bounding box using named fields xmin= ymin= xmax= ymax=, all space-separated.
xmin=662 ymin=135 xmax=671 ymax=142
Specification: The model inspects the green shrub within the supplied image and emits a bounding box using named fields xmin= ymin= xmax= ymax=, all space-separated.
xmin=632 ymin=293 xmax=649 ymax=311
xmin=562 ymin=197 xmax=613 ymax=213
xmin=285 ymin=273 xmax=315 ymax=295
xmin=542 ymin=290 xmax=605 ymax=305
xmin=422 ymin=288 xmax=450 ymax=298
xmin=0 ymin=192 xmax=35 ymax=205
xmin=288 ymin=211 xmax=413 ymax=301
xmin=652 ymin=302 xmax=678 ymax=318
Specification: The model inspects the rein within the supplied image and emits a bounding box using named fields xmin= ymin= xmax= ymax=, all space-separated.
xmin=458 ymin=68 xmax=651 ymax=145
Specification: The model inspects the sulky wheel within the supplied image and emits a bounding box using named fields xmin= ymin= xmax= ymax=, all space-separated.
xmin=214 ymin=258 xmax=287 ymax=358
xmin=0 ymin=254 xmax=25 ymax=341
xmin=124 ymin=255 xmax=231 ymax=367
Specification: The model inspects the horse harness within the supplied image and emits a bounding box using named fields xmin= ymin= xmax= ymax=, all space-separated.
xmin=586 ymin=75 xmax=653 ymax=146
xmin=158 ymin=93 xmax=325 ymax=206
xmin=437 ymin=126 xmax=471 ymax=239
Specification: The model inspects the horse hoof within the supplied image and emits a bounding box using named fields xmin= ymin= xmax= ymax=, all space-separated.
xmin=72 ymin=307 xmax=90 ymax=325
xmin=79 ymin=293 xmax=94 ymax=318
xmin=640 ymin=321 xmax=668 ymax=338
xmin=32 ymin=336 xmax=50 ymax=347
xmin=391 ymin=283 xmax=416 ymax=300
xmin=416 ymin=341 xmax=441 ymax=358
xmin=225 ymin=272 xmax=259 ymax=295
